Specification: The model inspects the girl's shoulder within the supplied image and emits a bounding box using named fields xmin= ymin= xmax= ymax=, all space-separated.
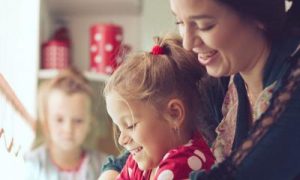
xmin=152 ymin=135 xmax=215 ymax=179
xmin=24 ymin=144 xmax=48 ymax=163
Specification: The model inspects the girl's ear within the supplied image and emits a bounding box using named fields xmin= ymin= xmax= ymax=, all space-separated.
xmin=164 ymin=98 xmax=186 ymax=128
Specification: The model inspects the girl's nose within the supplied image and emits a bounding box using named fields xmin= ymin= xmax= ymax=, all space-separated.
xmin=118 ymin=131 xmax=131 ymax=146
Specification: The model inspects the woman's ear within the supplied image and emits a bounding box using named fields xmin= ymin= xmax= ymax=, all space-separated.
xmin=164 ymin=98 xmax=186 ymax=128
xmin=254 ymin=20 xmax=266 ymax=31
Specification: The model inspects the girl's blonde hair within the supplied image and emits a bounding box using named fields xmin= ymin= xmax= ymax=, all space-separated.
xmin=32 ymin=67 xmax=97 ymax=149
xmin=104 ymin=33 xmax=213 ymax=146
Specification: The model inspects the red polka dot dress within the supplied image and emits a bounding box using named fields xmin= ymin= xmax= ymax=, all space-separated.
xmin=117 ymin=133 xmax=215 ymax=180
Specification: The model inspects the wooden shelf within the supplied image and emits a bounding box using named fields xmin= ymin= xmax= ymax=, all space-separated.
xmin=38 ymin=69 xmax=110 ymax=82
xmin=83 ymin=71 xmax=110 ymax=82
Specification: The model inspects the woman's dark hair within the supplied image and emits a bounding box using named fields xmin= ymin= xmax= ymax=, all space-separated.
xmin=217 ymin=0 xmax=300 ymax=41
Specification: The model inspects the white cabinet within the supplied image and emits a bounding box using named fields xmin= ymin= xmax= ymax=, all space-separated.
xmin=41 ymin=0 xmax=142 ymax=72
xmin=39 ymin=0 xmax=143 ymax=155
xmin=46 ymin=0 xmax=142 ymax=16
xmin=40 ymin=0 xmax=176 ymax=155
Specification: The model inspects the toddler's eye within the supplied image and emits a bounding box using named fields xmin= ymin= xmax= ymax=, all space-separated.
xmin=74 ymin=118 xmax=83 ymax=124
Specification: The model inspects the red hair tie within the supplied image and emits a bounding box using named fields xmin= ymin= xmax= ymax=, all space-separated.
xmin=151 ymin=45 xmax=164 ymax=55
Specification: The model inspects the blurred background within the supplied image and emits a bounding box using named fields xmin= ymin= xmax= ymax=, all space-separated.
xmin=0 ymin=0 xmax=176 ymax=178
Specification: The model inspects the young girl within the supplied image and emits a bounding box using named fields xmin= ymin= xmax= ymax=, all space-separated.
xmin=103 ymin=34 xmax=215 ymax=180
xmin=24 ymin=68 xmax=107 ymax=180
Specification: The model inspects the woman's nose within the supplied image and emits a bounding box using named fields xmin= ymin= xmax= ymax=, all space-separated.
xmin=182 ymin=25 xmax=203 ymax=51
xmin=182 ymin=25 xmax=195 ymax=50
xmin=118 ymin=131 xmax=131 ymax=146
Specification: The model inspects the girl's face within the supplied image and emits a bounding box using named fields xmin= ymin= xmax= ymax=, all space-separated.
xmin=170 ymin=0 xmax=269 ymax=77
xmin=47 ymin=90 xmax=91 ymax=152
xmin=106 ymin=92 xmax=176 ymax=170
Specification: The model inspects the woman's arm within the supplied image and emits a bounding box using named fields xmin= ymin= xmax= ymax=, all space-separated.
xmin=99 ymin=151 xmax=129 ymax=179
xmin=98 ymin=170 xmax=120 ymax=180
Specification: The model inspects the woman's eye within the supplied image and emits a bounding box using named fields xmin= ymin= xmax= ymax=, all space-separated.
xmin=199 ymin=24 xmax=214 ymax=31
xmin=195 ymin=21 xmax=215 ymax=31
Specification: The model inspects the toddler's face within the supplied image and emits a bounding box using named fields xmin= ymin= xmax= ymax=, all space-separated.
xmin=106 ymin=92 xmax=176 ymax=170
xmin=47 ymin=90 xmax=91 ymax=152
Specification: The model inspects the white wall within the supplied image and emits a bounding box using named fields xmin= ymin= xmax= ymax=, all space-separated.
xmin=0 ymin=0 xmax=39 ymax=142
xmin=0 ymin=0 xmax=40 ymax=178
xmin=40 ymin=0 xmax=54 ymax=43
xmin=57 ymin=15 xmax=141 ymax=71
xmin=140 ymin=0 xmax=177 ymax=50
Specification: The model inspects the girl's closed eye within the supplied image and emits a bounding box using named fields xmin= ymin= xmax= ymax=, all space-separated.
xmin=127 ymin=123 xmax=137 ymax=130
xmin=175 ymin=20 xmax=184 ymax=26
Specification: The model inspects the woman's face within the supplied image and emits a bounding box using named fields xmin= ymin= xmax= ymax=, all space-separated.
xmin=170 ymin=0 xmax=268 ymax=77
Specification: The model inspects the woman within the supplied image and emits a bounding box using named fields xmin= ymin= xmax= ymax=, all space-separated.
xmin=170 ymin=0 xmax=300 ymax=179
xmin=100 ymin=0 xmax=300 ymax=179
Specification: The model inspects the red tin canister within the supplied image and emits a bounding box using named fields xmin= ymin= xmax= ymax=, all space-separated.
xmin=41 ymin=40 xmax=70 ymax=69
xmin=90 ymin=24 xmax=123 ymax=74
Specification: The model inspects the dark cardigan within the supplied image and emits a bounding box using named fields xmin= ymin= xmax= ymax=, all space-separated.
xmin=191 ymin=36 xmax=300 ymax=180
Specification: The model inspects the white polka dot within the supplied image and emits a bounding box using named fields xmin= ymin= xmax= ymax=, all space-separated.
xmin=188 ymin=156 xmax=202 ymax=170
xmin=105 ymin=44 xmax=113 ymax=52
xmin=154 ymin=168 xmax=159 ymax=176
xmin=105 ymin=66 xmax=113 ymax=74
xmin=157 ymin=170 xmax=174 ymax=180
xmin=194 ymin=150 xmax=206 ymax=162
xmin=95 ymin=55 xmax=102 ymax=63
xmin=115 ymin=34 xmax=123 ymax=41
xmin=184 ymin=140 xmax=193 ymax=147
xmin=90 ymin=45 xmax=97 ymax=52
xmin=163 ymin=152 xmax=170 ymax=160
xmin=94 ymin=33 xmax=102 ymax=41
xmin=128 ymin=167 xmax=132 ymax=177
